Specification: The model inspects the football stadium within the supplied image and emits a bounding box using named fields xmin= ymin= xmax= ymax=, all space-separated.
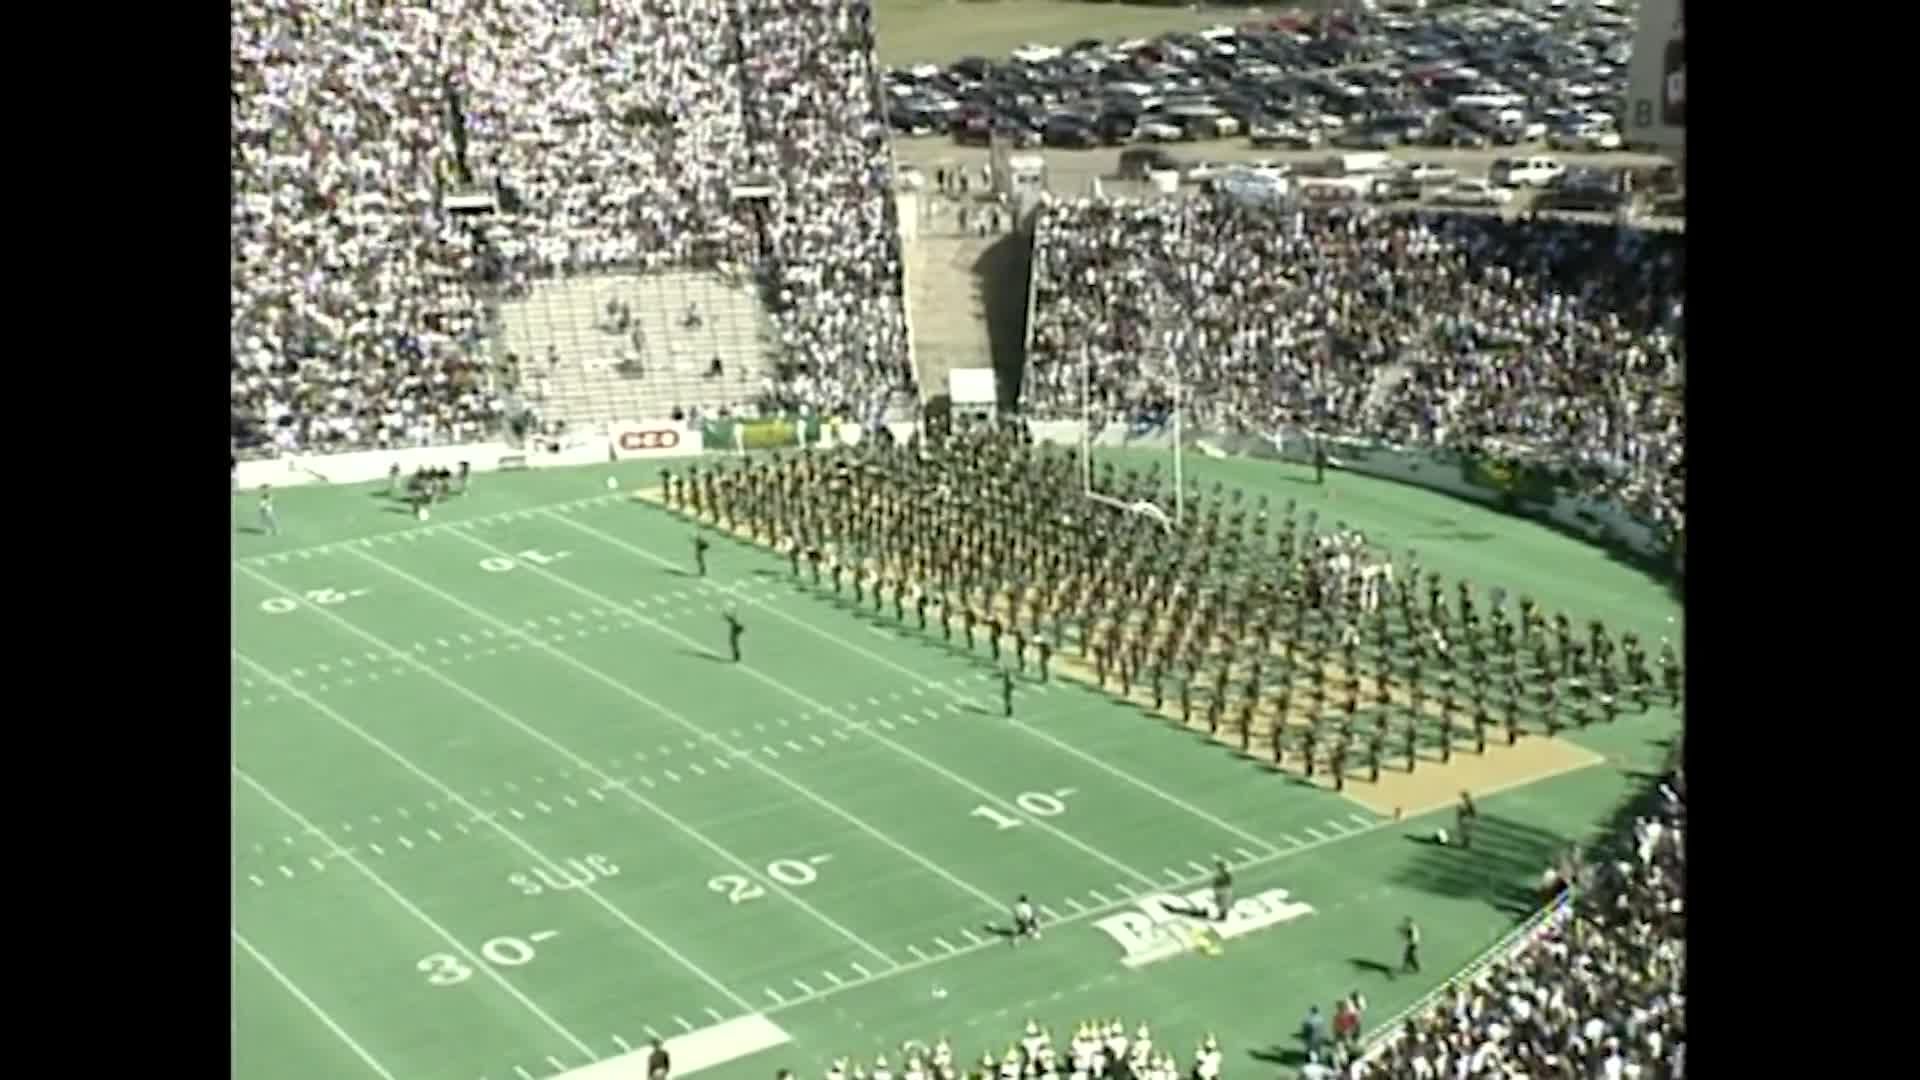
xmin=232 ymin=3 xmax=1685 ymax=1079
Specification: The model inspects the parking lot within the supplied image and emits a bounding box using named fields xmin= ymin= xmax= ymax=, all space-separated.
xmin=877 ymin=1 xmax=1676 ymax=219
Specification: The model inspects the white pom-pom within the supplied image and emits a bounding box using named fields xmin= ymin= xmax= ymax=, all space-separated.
xmin=606 ymin=476 xmax=620 ymax=490
xmin=1435 ymin=829 xmax=1449 ymax=845
xmin=416 ymin=506 xmax=431 ymax=522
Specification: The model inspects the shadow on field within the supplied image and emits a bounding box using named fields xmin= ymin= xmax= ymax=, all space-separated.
xmin=1388 ymin=812 xmax=1569 ymax=914
xmin=1248 ymin=1046 xmax=1309 ymax=1067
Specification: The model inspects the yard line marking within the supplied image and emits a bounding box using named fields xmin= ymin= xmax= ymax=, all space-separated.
xmin=687 ymin=763 xmax=707 ymax=777
xmin=704 ymin=1008 xmax=726 ymax=1023
xmin=1088 ymin=888 xmax=1112 ymax=905
xmin=397 ymin=837 xmax=415 ymax=850
xmin=1281 ymin=834 xmax=1305 ymax=847
xmin=792 ymin=979 xmax=815 ymax=997
xmin=587 ymin=788 xmax=606 ymax=802
xmin=1063 ymin=898 xmax=1086 ymax=914
xmin=809 ymin=734 xmax=828 ymax=748
xmin=1161 ymin=868 xmax=1185 ymax=884
xmin=1304 ymin=827 xmax=1329 ymax=842
xmin=935 ymin=937 xmax=959 ymax=953
xmin=822 ymin=970 xmax=843 ymax=986
xmin=761 ymin=746 xmax=780 ymax=759
xmin=515 ymin=1065 xmax=536 ymax=1080
xmin=712 ymin=757 xmax=733 ymax=770
xmin=563 ymin=795 xmax=580 ymax=808
xmin=876 ymin=718 xmax=896 ymax=731
xmin=850 ymin=962 xmax=873 ymax=978
xmin=563 ymin=517 xmax=1293 ymax=857
xmin=1038 ymin=906 xmax=1060 ymax=921
xmin=426 ymin=828 xmax=444 ymax=842
xmin=231 ymin=768 xmax=596 ymax=1056
xmin=534 ymin=801 xmax=554 ymax=814
xmin=765 ymin=988 xmax=785 ymax=1005
xmin=1322 ymin=819 xmax=1349 ymax=834
xmin=613 ymin=1036 xmax=635 ymax=1053
xmin=963 ymin=928 xmax=986 ymax=945
xmin=674 ymin=1017 xmax=695 ymax=1033
xmin=907 ymin=945 xmax=930 ymax=961
xmin=639 ymin=777 xmax=656 ymax=789
xmin=664 ymin=770 xmax=681 ymax=783
xmin=548 ymin=1056 xmax=570 ymax=1072
xmin=644 ymin=1026 xmax=665 ymax=1042
xmin=232 ymin=930 xmax=400 ymax=1080
xmin=368 ymin=843 xmax=387 ymax=856
xmin=229 ymin=646 xmax=755 ymax=1014
xmin=784 ymin=739 xmax=804 ymax=752
xmin=1187 ymin=860 xmax=1213 ymax=875
xmin=248 ymin=874 xmax=264 ymax=887
xmin=509 ymin=520 xmax=1160 ymax=891
xmin=1233 ymin=846 xmax=1259 ymax=861
xmin=507 ymin=808 xmax=526 ymax=821
xmin=279 ymin=865 xmax=294 ymax=879
xmin=1351 ymin=813 xmax=1376 ymax=827
xmin=261 ymin=558 xmax=901 ymax=973
xmin=1113 ymin=883 xmax=1135 ymax=896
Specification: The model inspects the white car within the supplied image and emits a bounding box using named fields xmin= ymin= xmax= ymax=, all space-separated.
xmin=1548 ymin=126 xmax=1623 ymax=152
xmin=1437 ymin=179 xmax=1514 ymax=207
xmin=1138 ymin=119 xmax=1186 ymax=142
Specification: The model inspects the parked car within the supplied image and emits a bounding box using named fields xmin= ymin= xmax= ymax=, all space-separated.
xmin=1436 ymin=178 xmax=1514 ymax=206
xmin=1490 ymin=155 xmax=1564 ymax=187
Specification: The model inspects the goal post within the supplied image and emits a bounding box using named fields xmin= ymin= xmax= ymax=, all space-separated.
xmin=1078 ymin=345 xmax=1190 ymax=525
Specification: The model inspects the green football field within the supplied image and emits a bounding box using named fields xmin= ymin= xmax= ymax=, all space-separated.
xmin=231 ymin=448 xmax=1682 ymax=1080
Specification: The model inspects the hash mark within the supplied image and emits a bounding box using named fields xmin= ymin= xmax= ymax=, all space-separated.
xmin=850 ymin=962 xmax=872 ymax=978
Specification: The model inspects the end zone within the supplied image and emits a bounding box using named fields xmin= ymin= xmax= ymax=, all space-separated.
xmin=558 ymin=1015 xmax=792 ymax=1080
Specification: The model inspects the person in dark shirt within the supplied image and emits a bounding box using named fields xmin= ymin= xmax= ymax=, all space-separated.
xmin=724 ymin=611 xmax=744 ymax=663
xmin=647 ymin=1038 xmax=670 ymax=1080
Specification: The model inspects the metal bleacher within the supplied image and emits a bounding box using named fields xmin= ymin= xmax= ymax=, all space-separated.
xmin=499 ymin=269 xmax=775 ymax=428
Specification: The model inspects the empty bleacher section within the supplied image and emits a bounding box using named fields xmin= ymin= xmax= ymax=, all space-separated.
xmin=501 ymin=268 xmax=773 ymax=427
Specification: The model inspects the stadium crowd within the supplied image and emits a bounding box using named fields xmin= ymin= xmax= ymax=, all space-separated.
xmin=1350 ymin=750 xmax=1685 ymax=1080
xmin=229 ymin=0 xmax=912 ymax=457
xmin=1027 ymin=199 xmax=1686 ymax=544
xmin=801 ymin=1021 xmax=1220 ymax=1080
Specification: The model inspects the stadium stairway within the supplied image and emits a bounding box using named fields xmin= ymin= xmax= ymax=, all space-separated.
xmin=904 ymin=198 xmax=1004 ymax=403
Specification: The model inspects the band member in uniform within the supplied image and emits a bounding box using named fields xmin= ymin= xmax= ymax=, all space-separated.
xmin=721 ymin=610 xmax=745 ymax=663
xmin=1210 ymin=859 xmax=1233 ymax=921
xmin=693 ymin=533 xmax=711 ymax=577
xmin=1000 ymin=668 xmax=1015 ymax=718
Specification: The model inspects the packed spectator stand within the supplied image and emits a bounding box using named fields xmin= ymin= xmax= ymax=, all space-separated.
xmin=1027 ymin=198 xmax=1686 ymax=547
xmin=230 ymin=0 xmax=913 ymax=458
xmin=1352 ymin=748 xmax=1684 ymax=1080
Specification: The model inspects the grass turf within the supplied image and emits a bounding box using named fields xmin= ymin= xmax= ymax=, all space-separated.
xmin=231 ymin=449 xmax=1680 ymax=1080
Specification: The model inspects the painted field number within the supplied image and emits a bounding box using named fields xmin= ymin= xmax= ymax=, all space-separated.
xmin=479 ymin=549 xmax=571 ymax=573
xmin=708 ymin=855 xmax=832 ymax=905
xmin=416 ymin=930 xmax=558 ymax=987
xmin=259 ymin=587 xmax=370 ymax=615
xmin=970 ymin=789 xmax=1077 ymax=831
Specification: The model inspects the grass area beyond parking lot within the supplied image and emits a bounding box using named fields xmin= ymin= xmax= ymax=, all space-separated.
xmin=874 ymin=0 xmax=1278 ymax=66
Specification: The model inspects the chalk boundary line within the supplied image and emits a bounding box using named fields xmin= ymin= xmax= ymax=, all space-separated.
xmin=232 ymin=492 xmax=634 ymax=566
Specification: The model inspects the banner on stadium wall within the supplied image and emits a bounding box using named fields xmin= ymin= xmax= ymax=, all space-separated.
xmin=699 ymin=416 xmax=822 ymax=452
xmin=608 ymin=422 xmax=700 ymax=461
